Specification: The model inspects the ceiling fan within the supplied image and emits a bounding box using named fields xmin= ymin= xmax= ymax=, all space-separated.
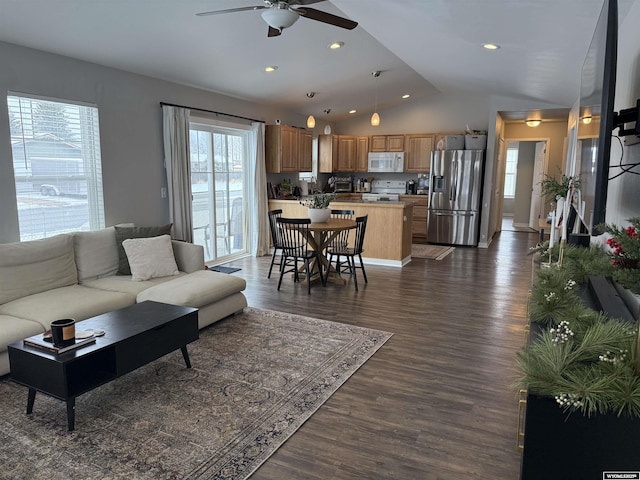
xmin=196 ymin=0 xmax=358 ymax=37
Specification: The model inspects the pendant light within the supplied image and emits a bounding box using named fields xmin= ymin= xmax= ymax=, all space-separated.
xmin=323 ymin=108 xmax=332 ymax=134
xmin=371 ymin=71 xmax=381 ymax=127
xmin=306 ymin=115 xmax=316 ymax=128
xmin=306 ymin=92 xmax=316 ymax=129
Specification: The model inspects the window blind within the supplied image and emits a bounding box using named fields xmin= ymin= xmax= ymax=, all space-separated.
xmin=7 ymin=93 xmax=105 ymax=240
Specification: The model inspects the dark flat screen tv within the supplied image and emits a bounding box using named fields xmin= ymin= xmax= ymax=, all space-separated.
xmin=577 ymin=0 xmax=617 ymax=235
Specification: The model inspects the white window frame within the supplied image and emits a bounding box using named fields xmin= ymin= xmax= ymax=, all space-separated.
xmin=7 ymin=92 xmax=105 ymax=241
xmin=189 ymin=116 xmax=250 ymax=263
xmin=504 ymin=144 xmax=519 ymax=198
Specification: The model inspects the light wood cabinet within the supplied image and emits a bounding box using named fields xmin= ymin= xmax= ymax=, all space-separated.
xmin=370 ymin=134 xmax=405 ymax=152
xmin=265 ymin=125 xmax=312 ymax=173
xmin=400 ymin=195 xmax=428 ymax=243
xmin=318 ymin=134 xmax=337 ymax=173
xmin=388 ymin=135 xmax=405 ymax=152
xmin=337 ymin=136 xmax=356 ymax=172
xmin=298 ymin=129 xmax=313 ymax=172
xmin=318 ymin=134 xmax=361 ymax=173
xmin=356 ymin=136 xmax=369 ymax=172
xmin=405 ymin=134 xmax=434 ymax=172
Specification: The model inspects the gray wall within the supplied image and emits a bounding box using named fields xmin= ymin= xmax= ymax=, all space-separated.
xmin=0 ymin=41 xmax=307 ymax=244
xmin=335 ymin=91 xmax=492 ymax=135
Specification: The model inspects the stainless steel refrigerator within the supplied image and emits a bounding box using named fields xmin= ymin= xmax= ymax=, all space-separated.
xmin=427 ymin=150 xmax=484 ymax=246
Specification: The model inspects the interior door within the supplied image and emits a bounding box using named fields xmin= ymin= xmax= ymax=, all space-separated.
xmin=529 ymin=141 xmax=547 ymax=230
xmin=494 ymin=137 xmax=506 ymax=233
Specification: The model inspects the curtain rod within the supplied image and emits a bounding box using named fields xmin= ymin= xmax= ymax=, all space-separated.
xmin=159 ymin=101 xmax=264 ymax=124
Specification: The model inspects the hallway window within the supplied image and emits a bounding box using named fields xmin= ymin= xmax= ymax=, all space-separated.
xmin=504 ymin=144 xmax=519 ymax=198
xmin=8 ymin=93 xmax=105 ymax=240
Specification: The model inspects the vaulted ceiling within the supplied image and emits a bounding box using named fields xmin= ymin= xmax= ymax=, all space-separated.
xmin=0 ymin=0 xmax=635 ymax=122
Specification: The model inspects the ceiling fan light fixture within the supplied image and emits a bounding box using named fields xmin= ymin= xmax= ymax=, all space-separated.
xmin=525 ymin=119 xmax=542 ymax=127
xmin=261 ymin=8 xmax=299 ymax=31
xmin=306 ymin=115 xmax=316 ymax=129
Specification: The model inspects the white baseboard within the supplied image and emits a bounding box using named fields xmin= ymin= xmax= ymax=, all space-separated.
xmin=360 ymin=256 xmax=408 ymax=268
xmin=513 ymin=222 xmax=534 ymax=229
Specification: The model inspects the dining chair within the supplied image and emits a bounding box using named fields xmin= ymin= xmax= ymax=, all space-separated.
xmin=267 ymin=209 xmax=283 ymax=279
xmin=326 ymin=214 xmax=368 ymax=291
xmin=327 ymin=209 xmax=354 ymax=259
xmin=326 ymin=209 xmax=354 ymax=272
xmin=276 ymin=217 xmax=324 ymax=294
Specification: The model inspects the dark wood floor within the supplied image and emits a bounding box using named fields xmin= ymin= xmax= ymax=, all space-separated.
xmin=224 ymin=229 xmax=538 ymax=479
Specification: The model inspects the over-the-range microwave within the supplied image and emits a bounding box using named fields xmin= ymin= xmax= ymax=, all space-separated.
xmin=368 ymin=152 xmax=404 ymax=173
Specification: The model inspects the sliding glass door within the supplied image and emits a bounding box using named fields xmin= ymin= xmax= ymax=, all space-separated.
xmin=190 ymin=121 xmax=248 ymax=263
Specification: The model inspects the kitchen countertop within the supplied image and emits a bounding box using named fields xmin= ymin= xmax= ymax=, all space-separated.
xmin=270 ymin=198 xmax=413 ymax=206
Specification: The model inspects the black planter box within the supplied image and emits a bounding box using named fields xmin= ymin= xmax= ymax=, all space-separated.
xmin=521 ymin=393 xmax=640 ymax=479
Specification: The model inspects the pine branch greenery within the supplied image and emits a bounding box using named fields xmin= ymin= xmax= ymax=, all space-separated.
xmin=540 ymin=172 xmax=580 ymax=203
xmin=517 ymin=240 xmax=640 ymax=417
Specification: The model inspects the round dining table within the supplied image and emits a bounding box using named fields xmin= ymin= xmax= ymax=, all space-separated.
xmin=304 ymin=217 xmax=356 ymax=285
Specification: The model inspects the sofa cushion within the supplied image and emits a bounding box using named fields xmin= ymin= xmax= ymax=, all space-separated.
xmin=0 ymin=285 xmax=135 ymax=330
xmin=0 ymin=315 xmax=46 ymax=350
xmin=81 ymin=272 xmax=186 ymax=297
xmin=115 ymin=224 xmax=172 ymax=275
xmin=0 ymin=234 xmax=78 ymax=305
xmin=123 ymin=235 xmax=180 ymax=281
xmin=137 ymin=270 xmax=246 ymax=308
xmin=73 ymin=227 xmax=120 ymax=282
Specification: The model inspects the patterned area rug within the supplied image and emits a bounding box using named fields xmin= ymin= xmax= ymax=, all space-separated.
xmin=0 ymin=308 xmax=391 ymax=480
xmin=411 ymin=244 xmax=455 ymax=260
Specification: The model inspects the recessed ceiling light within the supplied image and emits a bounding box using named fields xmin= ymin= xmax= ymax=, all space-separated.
xmin=264 ymin=65 xmax=278 ymax=73
xmin=482 ymin=43 xmax=500 ymax=50
xmin=402 ymin=94 xmax=411 ymax=99
xmin=329 ymin=41 xmax=344 ymax=50
xmin=349 ymin=109 xmax=357 ymax=114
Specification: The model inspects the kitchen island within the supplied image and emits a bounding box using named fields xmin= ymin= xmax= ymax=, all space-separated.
xmin=268 ymin=199 xmax=413 ymax=267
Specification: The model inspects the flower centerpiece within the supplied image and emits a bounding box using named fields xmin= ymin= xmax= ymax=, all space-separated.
xmin=299 ymin=193 xmax=335 ymax=223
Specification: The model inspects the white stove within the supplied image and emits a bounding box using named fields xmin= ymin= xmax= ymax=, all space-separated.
xmin=362 ymin=180 xmax=406 ymax=201
xmin=362 ymin=193 xmax=400 ymax=202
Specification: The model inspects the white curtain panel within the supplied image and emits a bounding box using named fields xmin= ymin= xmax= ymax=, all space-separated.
xmin=162 ymin=105 xmax=193 ymax=243
xmin=250 ymin=122 xmax=270 ymax=256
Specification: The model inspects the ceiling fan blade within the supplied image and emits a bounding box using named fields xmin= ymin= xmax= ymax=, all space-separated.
xmin=296 ymin=7 xmax=358 ymax=30
xmin=267 ymin=26 xmax=282 ymax=37
xmin=196 ymin=6 xmax=266 ymax=17
xmin=294 ymin=0 xmax=327 ymax=5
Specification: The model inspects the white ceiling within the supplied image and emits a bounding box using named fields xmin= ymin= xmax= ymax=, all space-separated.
xmin=0 ymin=0 xmax=635 ymax=123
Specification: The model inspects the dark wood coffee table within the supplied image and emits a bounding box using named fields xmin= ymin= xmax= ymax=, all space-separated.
xmin=7 ymin=301 xmax=198 ymax=431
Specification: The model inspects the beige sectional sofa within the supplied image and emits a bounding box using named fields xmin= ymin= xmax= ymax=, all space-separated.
xmin=0 ymin=226 xmax=247 ymax=375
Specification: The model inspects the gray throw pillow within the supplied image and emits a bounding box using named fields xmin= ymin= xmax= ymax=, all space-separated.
xmin=114 ymin=224 xmax=172 ymax=275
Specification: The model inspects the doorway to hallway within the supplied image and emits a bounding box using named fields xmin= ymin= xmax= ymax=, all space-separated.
xmin=500 ymin=140 xmax=548 ymax=233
